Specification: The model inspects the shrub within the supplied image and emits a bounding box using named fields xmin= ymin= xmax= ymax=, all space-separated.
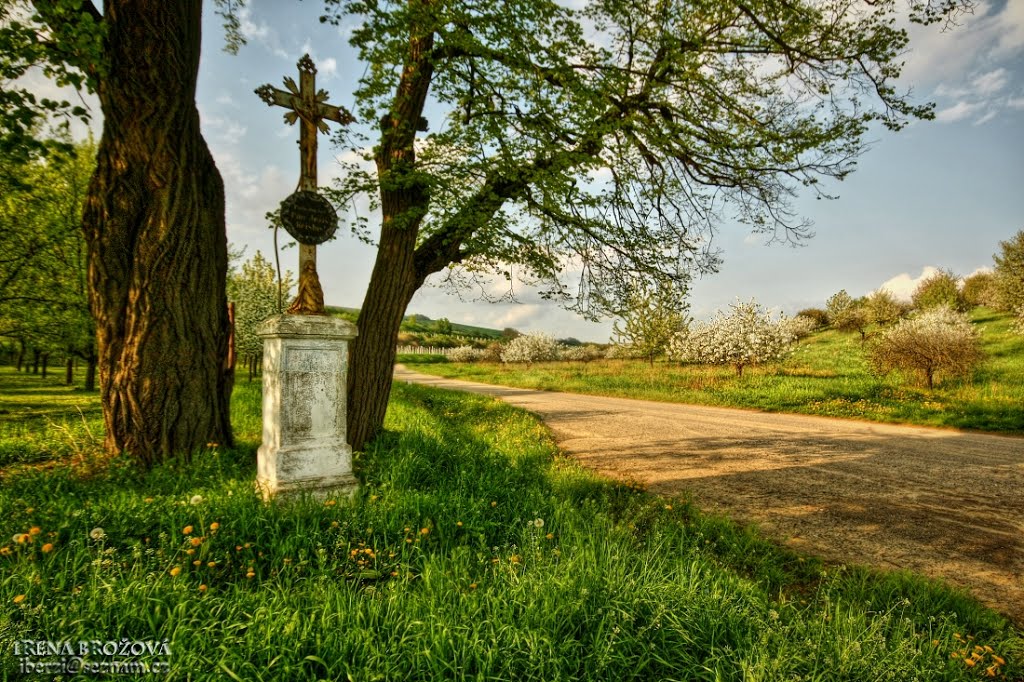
xmin=448 ymin=346 xmax=485 ymax=363
xmin=867 ymin=306 xmax=983 ymax=389
xmin=912 ymin=269 xmax=966 ymax=312
xmin=825 ymin=290 xmax=854 ymax=325
xmin=795 ymin=308 xmax=829 ymax=329
xmin=865 ymin=289 xmax=908 ymax=326
xmin=499 ymin=333 xmax=562 ymax=364
xmin=992 ymin=230 xmax=1024 ymax=312
xmin=961 ymin=271 xmax=997 ymax=308
xmin=668 ymin=299 xmax=797 ymax=377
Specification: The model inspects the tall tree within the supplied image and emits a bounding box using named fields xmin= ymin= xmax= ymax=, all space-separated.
xmin=227 ymin=250 xmax=294 ymax=381
xmin=308 ymin=0 xmax=973 ymax=449
xmin=613 ymin=282 xmax=688 ymax=365
xmin=3 ymin=1 xmax=234 ymax=464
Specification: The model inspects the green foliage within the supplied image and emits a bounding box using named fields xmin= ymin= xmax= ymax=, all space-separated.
xmin=0 ymin=1 xmax=103 ymax=164
xmin=313 ymin=0 xmax=968 ymax=317
xmin=796 ymin=308 xmax=829 ymax=329
xmin=1 ymin=371 xmax=1020 ymax=680
xmin=912 ymin=269 xmax=967 ymax=312
xmin=865 ymin=289 xmax=909 ymax=326
xmin=226 ymin=251 xmax=294 ymax=363
xmin=826 ymin=290 xmax=870 ymax=340
xmin=0 ymin=134 xmax=96 ymax=377
xmin=409 ymin=308 xmax=1024 ymax=433
xmin=962 ymin=271 xmax=997 ymax=308
xmin=992 ymin=230 xmax=1024 ymax=314
xmin=612 ymin=282 xmax=688 ymax=364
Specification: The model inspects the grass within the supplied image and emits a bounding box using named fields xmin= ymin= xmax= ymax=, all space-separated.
xmin=0 ymin=367 xmax=1021 ymax=680
xmin=405 ymin=308 xmax=1024 ymax=434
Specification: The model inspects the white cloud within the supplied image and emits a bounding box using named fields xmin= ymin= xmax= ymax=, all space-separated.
xmin=878 ymin=266 xmax=941 ymax=302
xmin=972 ymin=67 xmax=1010 ymax=95
xmin=973 ymin=110 xmax=998 ymax=126
xmin=935 ymin=101 xmax=983 ymax=123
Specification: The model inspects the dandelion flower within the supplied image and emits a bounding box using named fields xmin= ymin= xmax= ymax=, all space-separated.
xmin=169 ymin=567 xmax=181 ymax=577
xmin=89 ymin=528 xmax=106 ymax=541
xmin=41 ymin=543 xmax=54 ymax=553
xmin=190 ymin=537 xmax=203 ymax=547
xmin=469 ymin=583 xmax=477 ymax=590
xmin=545 ymin=533 xmax=554 ymax=540
xmin=510 ymin=555 xmax=521 ymax=564
xmin=182 ymin=525 xmax=193 ymax=535
xmin=246 ymin=571 xmax=255 ymax=579
xmin=330 ymin=521 xmax=339 ymax=528
xmin=490 ymin=501 xmax=497 ymax=507
xmin=209 ymin=522 xmax=220 ymax=531
xmin=13 ymin=594 xmax=26 ymax=604
xmin=186 ymin=549 xmax=195 ymax=556
xmin=207 ymin=561 xmax=217 ymax=568
xmin=144 ymin=497 xmax=154 ymax=503
xmin=198 ymin=584 xmax=207 ymax=593
xmin=13 ymin=534 xmax=28 ymax=544
xmin=665 ymin=504 xmax=673 ymax=510
xmin=193 ymin=560 xmax=201 ymax=567
xmin=28 ymin=527 xmax=41 ymax=536
xmin=456 ymin=521 xmax=463 ymax=527
xmin=964 ymin=658 xmax=976 ymax=667
xmin=189 ymin=495 xmax=204 ymax=505
xmin=533 ymin=518 xmax=544 ymax=528
xmin=420 ymin=528 xmax=430 ymax=535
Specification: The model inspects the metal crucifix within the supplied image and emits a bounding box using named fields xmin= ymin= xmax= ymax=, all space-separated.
xmin=256 ymin=54 xmax=354 ymax=315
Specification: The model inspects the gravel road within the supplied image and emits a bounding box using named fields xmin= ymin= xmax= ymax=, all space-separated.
xmin=395 ymin=365 xmax=1024 ymax=624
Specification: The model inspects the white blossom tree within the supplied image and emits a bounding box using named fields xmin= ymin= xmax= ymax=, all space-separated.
xmin=668 ymin=299 xmax=797 ymax=377
xmin=868 ymin=306 xmax=983 ymax=389
xmin=227 ymin=251 xmax=294 ymax=380
xmin=612 ymin=284 xmax=689 ymax=365
xmin=500 ymin=333 xmax=562 ymax=365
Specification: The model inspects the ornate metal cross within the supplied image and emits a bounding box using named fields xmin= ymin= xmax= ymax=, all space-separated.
xmin=256 ymin=54 xmax=354 ymax=315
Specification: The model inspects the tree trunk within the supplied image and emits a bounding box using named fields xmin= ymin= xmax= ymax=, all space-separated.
xmin=81 ymin=1 xmax=233 ymax=466
xmin=346 ymin=16 xmax=435 ymax=451
xmin=15 ymin=339 xmax=25 ymax=371
xmin=41 ymin=352 xmax=49 ymax=378
xmin=85 ymin=355 xmax=97 ymax=392
xmin=66 ymin=357 xmax=74 ymax=385
xmin=32 ymin=349 xmax=40 ymax=374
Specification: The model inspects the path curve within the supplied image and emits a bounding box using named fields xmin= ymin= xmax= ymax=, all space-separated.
xmin=395 ymin=365 xmax=1024 ymax=624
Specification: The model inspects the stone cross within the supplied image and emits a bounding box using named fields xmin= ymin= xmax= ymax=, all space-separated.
xmin=256 ymin=54 xmax=354 ymax=315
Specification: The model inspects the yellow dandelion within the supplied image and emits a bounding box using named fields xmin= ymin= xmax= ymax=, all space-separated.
xmin=390 ymin=571 xmax=398 ymax=577
xmin=182 ymin=525 xmax=193 ymax=535
xmin=169 ymin=567 xmax=181 ymax=577
xmin=29 ymin=527 xmax=41 ymax=536
xmin=964 ymin=658 xmax=976 ymax=667
xmin=545 ymin=533 xmax=554 ymax=540
xmin=41 ymin=543 xmax=54 ymax=553
xmin=420 ymin=527 xmax=430 ymax=535
xmin=986 ymin=666 xmax=997 ymax=677
xmin=25 ymin=508 xmax=33 ymax=514
xmin=664 ymin=504 xmax=673 ymax=510
xmin=992 ymin=655 xmax=1005 ymax=666
xmin=490 ymin=501 xmax=497 ymax=507
xmin=983 ymin=645 xmax=993 ymax=653
xmin=236 ymin=545 xmax=243 ymax=551
xmin=456 ymin=521 xmax=463 ymax=527
xmin=330 ymin=521 xmax=339 ymax=528
xmin=405 ymin=538 xmax=412 ymax=544
xmin=198 ymin=584 xmax=207 ymax=593
xmin=469 ymin=583 xmax=478 ymax=589
xmin=144 ymin=497 xmax=154 ymax=503
xmin=0 ymin=547 xmax=11 ymax=556
xmin=13 ymin=534 xmax=28 ymax=544
xmin=186 ymin=549 xmax=195 ymax=556
xmin=190 ymin=537 xmax=203 ymax=547
xmin=13 ymin=594 xmax=26 ymax=604
xmin=510 ymin=555 xmax=521 ymax=564
xmin=207 ymin=561 xmax=217 ymax=568
xmin=193 ymin=560 xmax=201 ymax=567
xmin=209 ymin=522 xmax=220 ymax=531
xmin=246 ymin=571 xmax=255 ymax=579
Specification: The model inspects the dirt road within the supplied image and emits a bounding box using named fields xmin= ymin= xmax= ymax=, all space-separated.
xmin=395 ymin=365 xmax=1024 ymax=624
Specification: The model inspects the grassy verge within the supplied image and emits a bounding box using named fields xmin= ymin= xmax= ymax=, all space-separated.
xmin=404 ymin=309 xmax=1024 ymax=433
xmin=0 ymin=369 xmax=1021 ymax=680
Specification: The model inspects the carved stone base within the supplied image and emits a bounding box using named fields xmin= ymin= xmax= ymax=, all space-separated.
xmin=256 ymin=314 xmax=358 ymax=500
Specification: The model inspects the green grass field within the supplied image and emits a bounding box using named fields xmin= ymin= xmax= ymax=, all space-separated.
xmin=404 ymin=308 xmax=1024 ymax=434
xmin=0 ymin=367 xmax=1021 ymax=679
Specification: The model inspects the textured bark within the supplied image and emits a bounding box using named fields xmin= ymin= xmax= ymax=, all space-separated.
xmin=347 ymin=15 xmax=435 ymax=451
xmin=81 ymin=1 xmax=233 ymax=465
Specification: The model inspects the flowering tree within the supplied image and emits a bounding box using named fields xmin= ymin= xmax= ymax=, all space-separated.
xmin=668 ymin=300 xmax=796 ymax=377
xmin=867 ymin=306 xmax=983 ymax=389
xmin=865 ymin=289 xmax=908 ymax=326
xmin=827 ymin=289 xmax=870 ymax=341
xmin=500 ymin=333 xmax=562 ymax=365
xmin=448 ymin=346 xmax=485 ymax=363
xmin=227 ymin=252 xmax=294 ymax=380
xmin=912 ymin=269 xmax=966 ymax=312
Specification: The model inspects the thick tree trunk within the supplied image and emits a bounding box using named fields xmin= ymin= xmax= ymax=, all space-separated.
xmin=81 ymin=1 xmax=233 ymax=466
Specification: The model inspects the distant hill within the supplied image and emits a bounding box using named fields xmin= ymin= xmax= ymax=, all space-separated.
xmin=324 ymin=306 xmax=504 ymax=340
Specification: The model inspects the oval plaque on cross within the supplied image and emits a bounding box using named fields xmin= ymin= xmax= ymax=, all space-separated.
xmin=279 ymin=190 xmax=338 ymax=245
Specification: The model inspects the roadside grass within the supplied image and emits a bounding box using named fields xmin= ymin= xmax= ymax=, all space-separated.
xmin=1 ymin=372 xmax=1021 ymax=680
xmin=405 ymin=308 xmax=1024 ymax=433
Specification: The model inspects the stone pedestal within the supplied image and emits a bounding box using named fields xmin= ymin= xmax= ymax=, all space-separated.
xmin=256 ymin=314 xmax=358 ymax=500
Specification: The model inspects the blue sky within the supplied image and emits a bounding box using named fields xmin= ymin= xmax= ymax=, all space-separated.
xmin=37 ymin=0 xmax=1024 ymax=342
